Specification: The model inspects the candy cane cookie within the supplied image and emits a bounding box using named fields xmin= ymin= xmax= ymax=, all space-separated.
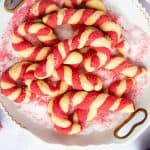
xmin=108 ymin=78 xmax=136 ymax=97
xmin=81 ymin=47 xmax=111 ymax=72
xmin=11 ymin=22 xmax=59 ymax=61
xmin=28 ymin=79 xmax=70 ymax=97
xmin=29 ymin=0 xmax=106 ymax=20
xmin=35 ymin=27 xmax=111 ymax=78
xmin=42 ymin=8 xmax=122 ymax=48
xmin=104 ymin=57 xmax=147 ymax=78
xmin=81 ymin=50 xmax=146 ymax=75
xmin=0 ymin=61 xmax=37 ymax=103
xmin=17 ymin=22 xmax=58 ymax=45
xmin=70 ymin=48 xmax=144 ymax=77
xmin=23 ymin=63 xmax=70 ymax=97
xmin=63 ymin=0 xmax=106 ymax=11
xmin=51 ymin=65 xmax=103 ymax=91
xmin=28 ymin=0 xmax=59 ymax=19
xmin=48 ymin=91 xmax=135 ymax=134
xmin=0 ymin=61 xmax=70 ymax=102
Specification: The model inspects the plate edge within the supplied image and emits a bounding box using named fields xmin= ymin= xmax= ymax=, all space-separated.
xmin=133 ymin=0 xmax=150 ymax=25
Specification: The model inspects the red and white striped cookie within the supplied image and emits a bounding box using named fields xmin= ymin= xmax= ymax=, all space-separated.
xmin=48 ymin=91 xmax=135 ymax=134
xmin=104 ymin=56 xmax=147 ymax=78
xmin=28 ymin=79 xmax=70 ymax=97
xmin=51 ymin=65 xmax=103 ymax=91
xmin=63 ymin=0 xmax=106 ymax=11
xmin=0 ymin=61 xmax=70 ymax=102
xmin=28 ymin=0 xmax=59 ymax=19
xmin=108 ymin=78 xmax=136 ymax=97
xmin=23 ymin=63 xmax=70 ymax=97
xmin=34 ymin=27 xmax=111 ymax=78
xmin=0 ymin=61 xmax=37 ymax=103
xmin=81 ymin=47 xmax=111 ymax=72
xmin=12 ymin=22 xmax=58 ymax=61
xmin=42 ymin=8 xmax=123 ymax=48
xmin=28 ymin=0 xmax=106 ymax=20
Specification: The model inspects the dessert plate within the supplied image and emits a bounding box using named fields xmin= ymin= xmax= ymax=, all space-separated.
xmin=0 ymin=0 xmax=150 ymax=146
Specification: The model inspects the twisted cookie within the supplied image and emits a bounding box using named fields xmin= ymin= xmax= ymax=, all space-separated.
xmin=104 ymin=57 xmax=146 ymax=77
xmin=0 ymin=61 xmax=70 ymax=103
xmin=28 ymin=0 xmax=59 ymax=19
xmin=21 ymin=63 xmax=70 ymax=97
xmin=48 ymin=91 xmax=135 ymax=134
xmin=12 ymin=22 xmax=58 ymax=61
xmin=35 ymin=27 xmax=111 ymax=78
xmin=43 ymin=8 xmax=122 ymax=47
xmin=108 ymin=78 xmax=136 ymax=97
xmin=81 ymin=47 xmax=111 ymax=72
xmin=29 ymin=0 xmax=106 ymax=20
xmin=81 ymin=50 xmax=146 ymax=76
xmin=52 ymin=65 xmax=103 ymax=91
xmin=28 ymin=79 xmax=69 ymax=97
xmin=0 ymin=61 xmax=37 ymax=103
xmin=63 ymin=0 xmax=106 ymax=11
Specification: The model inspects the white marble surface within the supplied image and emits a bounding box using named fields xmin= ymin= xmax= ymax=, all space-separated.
xmin=0 ymin=0 xmax=150 ymax=150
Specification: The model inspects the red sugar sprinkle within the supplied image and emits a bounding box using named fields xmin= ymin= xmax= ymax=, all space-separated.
xmin=96 ymin=110 xmax=112 ymax=123
xmin=10 ymin=7 xmax=29 ymax=29
xmin=37 ymin=96 xmax=49 ymax=105
xmin=97 ymin=68 xmax=121 ymax=87
xmin=126 ymin=26 xmax=150 ymax=62
xmin=25 ymin=0 xmax=37 ymax=7
xmin=129 ymin=76 xmax=148 ymax=100
xmin=0 ymin=33 xmax=13 ymax=61
xmin=0 ymin=50 xmax=12 ymax=61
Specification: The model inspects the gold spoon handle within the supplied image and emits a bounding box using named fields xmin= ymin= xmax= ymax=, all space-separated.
xmin=4 ymin=0 xmax=24 ymax=12
xmin=114 ymin=108 xmax=148 ymax=139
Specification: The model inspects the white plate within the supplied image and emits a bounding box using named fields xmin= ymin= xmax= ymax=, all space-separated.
xmin=0 ymin=0 xmax=150 ymax=146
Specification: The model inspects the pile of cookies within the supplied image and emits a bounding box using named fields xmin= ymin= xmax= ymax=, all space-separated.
xmin=0 ymin=0 xmax=146 ymax=135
